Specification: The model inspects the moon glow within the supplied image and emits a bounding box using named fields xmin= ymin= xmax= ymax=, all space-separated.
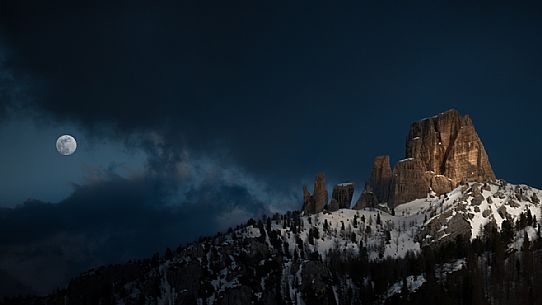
xmin=56 ymin=135 xmax=77 ymax=156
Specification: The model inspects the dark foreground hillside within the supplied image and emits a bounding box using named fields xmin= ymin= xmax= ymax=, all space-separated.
xmin=3 ymin=181 xmax=542 ymax=305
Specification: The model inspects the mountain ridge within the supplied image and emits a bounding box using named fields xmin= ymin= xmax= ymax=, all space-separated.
xmin=4 ymin=179 xmax=540 ymax=305
xmin=303 ymin=109 xmax=496 ymax=214
xmin=4 ymin=110 xmax=542 ymax=305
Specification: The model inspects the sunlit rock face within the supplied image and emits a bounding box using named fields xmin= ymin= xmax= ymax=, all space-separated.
xmin=353 ymin=184 xmax=378 ymax=210
xmin=359 ymin=109 xmax=496 ymax=207
xmin=302 ymin=173 xmax=328 ymax=214
xmin=388 ymin=158 xmax=430 ymax=205
xmin=405 ymin=109 xmax=496 ymax=185
xmin=388 ymin=109 xmax=496 ymax=206
xmin=368 ymin=155 xmax=392 ymax=203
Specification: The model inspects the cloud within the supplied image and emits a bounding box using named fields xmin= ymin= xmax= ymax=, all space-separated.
xmin=0 ymin=134 xmax=297 ymax=296
xmin=0 ymin=171 xmax=276 ymax=295
xmin=4 ymin=0 xmax=542 ymax=297
xmin=0 ymin=0 xmax=387 ymax=186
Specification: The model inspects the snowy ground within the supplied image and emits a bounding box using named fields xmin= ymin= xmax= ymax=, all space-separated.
xmin=125 ymin=180 xmax=542 ymax=305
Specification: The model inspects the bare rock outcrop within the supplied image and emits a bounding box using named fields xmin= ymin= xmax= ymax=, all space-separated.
xmin=385 ymin=109 xmax=495 ymax=206
xmin=406 ymin=109 xmax=495 ymax=185
xmin=302 ymin=173 xmax=328 ymax=214
xmin=302 ymin=184 xmax=311 ymax=210
xmin=368 ymin=155 xmax=392 ymax=202
xmin=430 ymin=175 xmax=454 ymax=196
xmin=320 ymin=110 xmax=496 ymax=210
xmin=389 ymin=158 xmax=430 ymax=205
xmin=422 ymin=208 xmax=472 ymax=247
xmin=353 ymin=184 xmax=378 ymax=209
xmin=331 ymin=183 xmax=355 ymax=209
xmin=328 ymin=198 xmax=339 ymax=212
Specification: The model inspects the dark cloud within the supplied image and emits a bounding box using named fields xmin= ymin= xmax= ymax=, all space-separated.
xmin=3 ymin=0 xmax=542 ymax=296
xmin=0 ymin=168 xmax=270 ymax=295
xmin=2 ymin=0 xmax=542 ymax=188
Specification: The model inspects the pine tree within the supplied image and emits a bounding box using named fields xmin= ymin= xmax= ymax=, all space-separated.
xmin=164 ymin=248 xmax=173 ymax=260
xmin=266 ymin=217 xmax=272 ymax=233
xmin=308 ymin=229 xmax=315 ymax=245
xmin=523 ymin=231 xmax=530 ymax=251
xmin=401 ymin=276 xmax=408 ymax=296
xmin=385 ymin=230 xmax=391 ymax=244
xmin=501 ymin=219 xmax=514 ymax=244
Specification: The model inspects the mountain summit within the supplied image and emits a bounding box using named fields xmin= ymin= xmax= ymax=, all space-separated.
xmin=304 ymin=109 xmax=496 ymax=214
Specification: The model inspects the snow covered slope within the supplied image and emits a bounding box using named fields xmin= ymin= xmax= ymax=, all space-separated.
xmin=19 ymin=180 xmax=542 ymax=305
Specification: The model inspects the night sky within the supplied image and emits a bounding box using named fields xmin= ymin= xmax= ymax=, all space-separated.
xmin=1 ymin=0 xmax=542 ymax=295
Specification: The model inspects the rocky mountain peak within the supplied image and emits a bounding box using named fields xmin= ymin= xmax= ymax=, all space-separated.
xmin=302 ymin=172 xmax=329 ymax=214
xmin=360 ymin=109 xmax=496 ymax=207
xmin=369 ymin=155 xmax=392 ymax=203
xmin=405 ymin=108 xmax=495 ymax=185
xmin=302 ymin=110 xmax=495 ymax=211
xmin=331 ymin=183 xmax=355 ymax=210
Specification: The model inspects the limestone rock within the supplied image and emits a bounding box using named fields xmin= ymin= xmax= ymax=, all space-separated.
xmin=422 ymin=208 xmax=472 ymax=247
xmin=507 ymin=199 xmax=520 ymax=208
xmin=302 ymin=173 xmax=328 ymax=214
xmin=331 ymin=183 xmax=355 ymax=209
xmin=482 ymin=209 xmax=491 ymax=218
xmin=471 ymin=183 xmax=482 ymax=197
xmin=312 ymin=173 xmax=328 ymax=212
xmin=389 ymin=159 xmax=430 ymax=206
xmin=497 ymin=205 xmax=508 ymax=219
xmin=302 ymin=184 xmax=311 ymax=210
xmin=385 ymin=109 xmax=496 ymax=206
xmin=353 ymin=186 xmax=378 ymax=209
xmin=368 ymin=155 xmax=392 ymax=202
xmin=328 ymin=198 xmax=339 ymax=212
xmin=532 ymin=194 xmax=540 ymax=204
xmin=430 ymin=175 xmax=454 ymax=196
xmin=406 ymin=109 xmax=495 ymax=185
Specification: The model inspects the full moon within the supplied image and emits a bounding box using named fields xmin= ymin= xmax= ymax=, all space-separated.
xmin=56 ymin=135 xmax=77 ymax=156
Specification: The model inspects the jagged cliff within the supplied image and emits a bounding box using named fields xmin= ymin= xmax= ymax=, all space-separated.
xmin=405 ymin=109 xmax=495 ymax=184
xmin=303 ymin=109 xmax=496 ymax=214
xmin=362 ymin=109 xmax=496 ymax=208
xmin=331 ymin=183 xmax=355 ymax=210
xmin=302 ymin=173 xmax=328 ymax=214
xmin=8 ymin=111 xmax=542 ymax=305
xmin=12 ymin=180 xmax=542 ymax=305
xmin=368 ymin=155 xmax=392 ymax=203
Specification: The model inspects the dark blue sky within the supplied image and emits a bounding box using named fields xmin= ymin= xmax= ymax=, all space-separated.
xmin=1 ymin=0 xmax=542 ymax=295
